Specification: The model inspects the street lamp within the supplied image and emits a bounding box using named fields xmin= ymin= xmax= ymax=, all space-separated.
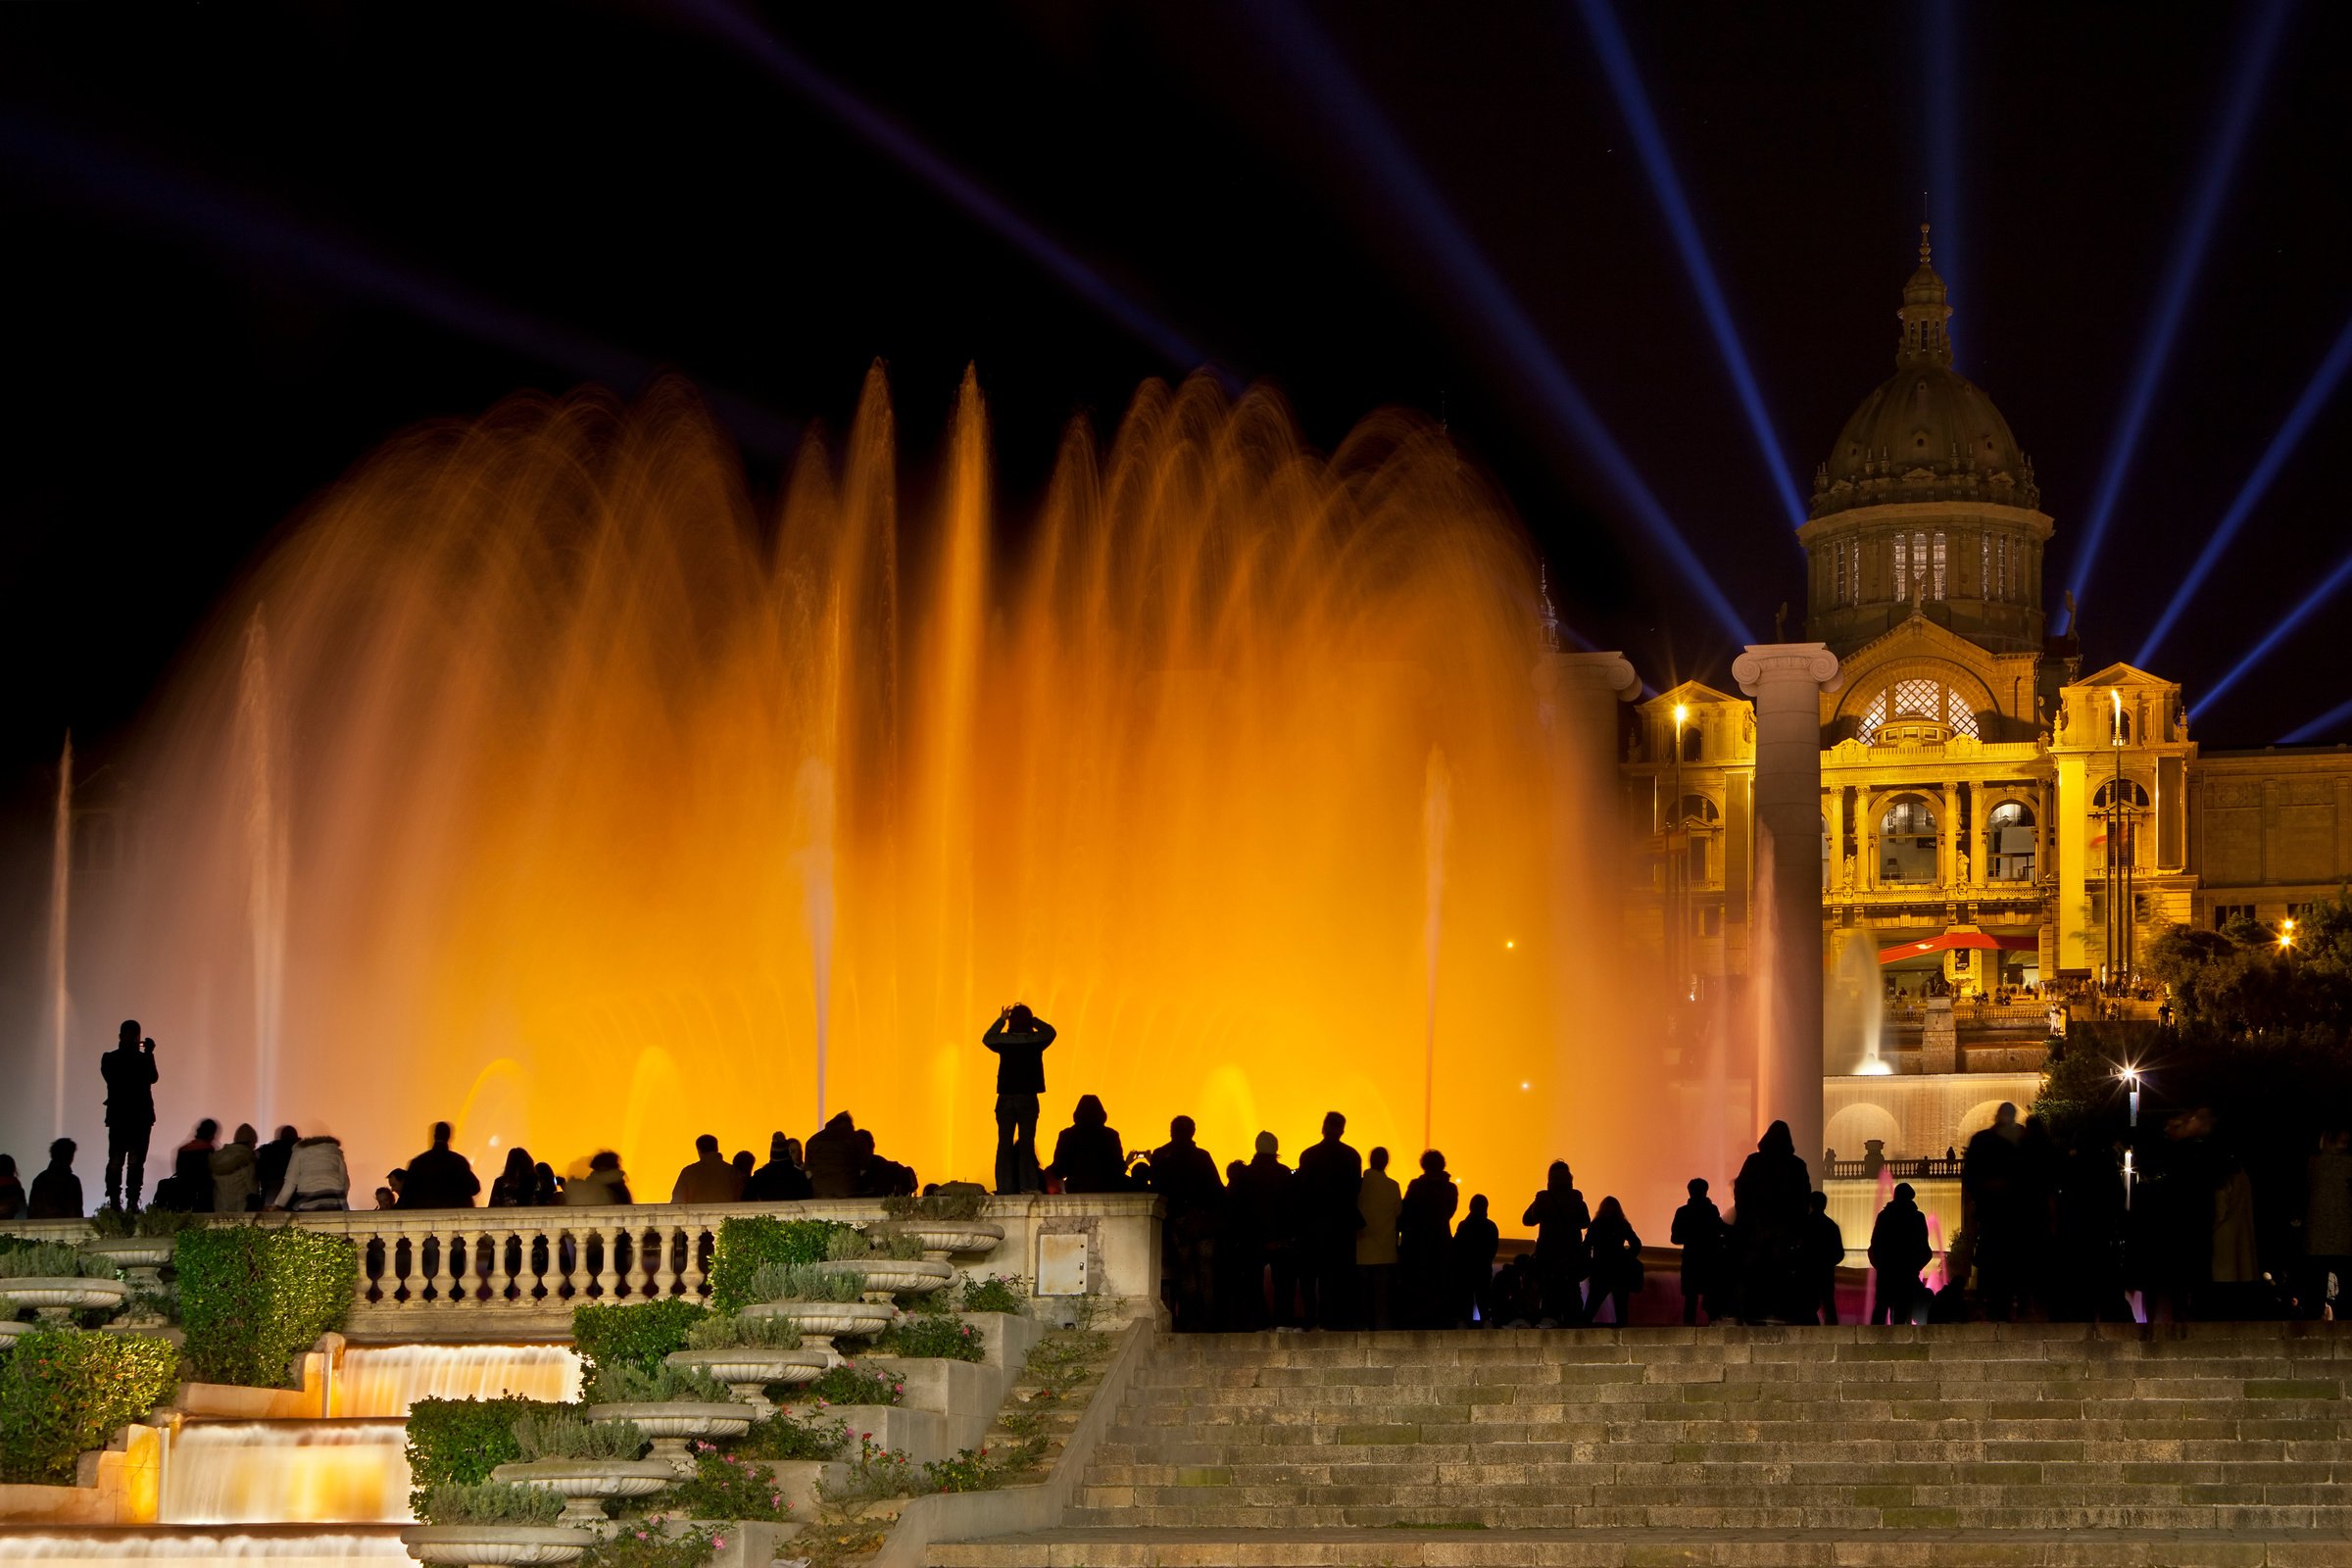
xmin=1670 ymin=704 xmax=1690 ymax=1003
xmin=2118 ymin=1063 xmax=2141 ymax=1128
xmin=2280 ymin=917 xmax=2297 ymax=952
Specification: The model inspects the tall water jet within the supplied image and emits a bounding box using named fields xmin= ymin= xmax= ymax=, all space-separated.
xmin=47 ymin=734 xmax=72 ymax=1138
xmin=236 ymin=612 xmax=289 ymax=1133
xmin=1831 ymin=936 xmax=1889 ymax=1075
xmin=1420 ymin=747 xmax=1451 ymax=1150
xmin=68 ymin=373 xmax=1679 ymax=1224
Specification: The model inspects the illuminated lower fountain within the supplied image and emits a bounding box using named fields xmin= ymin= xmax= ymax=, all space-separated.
xmin=45 ymin=370 xmax=1705 ymax=1226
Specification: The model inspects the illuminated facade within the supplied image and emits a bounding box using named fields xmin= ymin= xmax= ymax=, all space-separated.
xmin=1625 ymin=229 xmax=2352 ymax=1054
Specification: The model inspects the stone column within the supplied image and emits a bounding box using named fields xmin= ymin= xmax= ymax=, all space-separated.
xmin=1733 ymin=642 xmax=1842 ymax=1184
xmin=1970 ymin=782 xmax=1988 ymax=887
xmin=1939 ymin=779 xmax=1959 ymax=888
xmin=1827 ymin=785 xmax=1845 ymax=893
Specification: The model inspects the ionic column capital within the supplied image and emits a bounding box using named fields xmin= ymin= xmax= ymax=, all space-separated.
xmin=1733 ymin=641 xmax=1842 ymax=697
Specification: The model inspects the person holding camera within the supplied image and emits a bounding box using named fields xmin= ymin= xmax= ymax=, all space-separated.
xmin=100 ymin=1020 xmax=159 ymax=1212
xmin=982 ymin=1004 xmax=1055 ymax=1195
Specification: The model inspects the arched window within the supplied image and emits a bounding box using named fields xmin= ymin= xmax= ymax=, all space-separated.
xmin=1675 ymin=794 xmax=1720 ymax=826
xmin=1878 ymin=797 xmax=1939 ymax=884
xmin=2092 ymin=779 xmax=2149 ymax=810
xmin=1987 ymin=801 xmax=2035 ymax=881
xmin=1681 ymin=724 xmax=1702 ymax=762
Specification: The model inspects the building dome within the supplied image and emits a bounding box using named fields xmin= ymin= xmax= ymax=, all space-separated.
xmin=1809 ymin=226 xmax=2037 ymax=519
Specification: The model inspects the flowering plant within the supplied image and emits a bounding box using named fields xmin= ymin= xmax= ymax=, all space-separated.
xmin=578 ymin=1518 xmax=722 ymax=1568
xmin=666 ymin=1442 xmax=794 ymax=1522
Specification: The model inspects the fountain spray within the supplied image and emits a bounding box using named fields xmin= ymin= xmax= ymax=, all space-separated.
xmin=1421 ymin=748 xmax=1452 ymax=1151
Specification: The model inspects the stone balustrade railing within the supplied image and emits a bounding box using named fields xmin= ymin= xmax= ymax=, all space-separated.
xmin=5 ymin=1194 xmax=1162 ymax=1341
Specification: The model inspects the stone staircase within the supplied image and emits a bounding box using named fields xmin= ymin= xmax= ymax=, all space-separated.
xmin=930 ymin=1321 xmax=2352 ymax=1565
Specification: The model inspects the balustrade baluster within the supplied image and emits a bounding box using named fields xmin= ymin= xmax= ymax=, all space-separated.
xmin=677 ymin=1224 xmax=708 ymax=1300
xmin=587 ymin=1227 xmax=614 ymax=1300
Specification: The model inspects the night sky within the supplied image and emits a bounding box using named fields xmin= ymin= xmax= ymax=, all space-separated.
xmin=4 ymin=0 xmax=2350 ymax=806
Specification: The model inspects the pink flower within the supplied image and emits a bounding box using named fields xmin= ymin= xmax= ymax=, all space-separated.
xmin=712 ymin=1538 xmax=725 ymax=1550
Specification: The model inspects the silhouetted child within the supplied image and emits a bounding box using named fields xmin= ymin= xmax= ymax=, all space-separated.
xmin=1671 ymin=1178 xmax=1725 ymax=1325
xmin=1805 ymin=1190 xmax=1846 ymax=1324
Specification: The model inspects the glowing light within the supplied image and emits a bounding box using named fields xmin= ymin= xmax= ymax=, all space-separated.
xmin=2111 ymin=688 xmax=2124 ymax=746
xmin=2191 ymin=549 xmax=2352 ymax=718
xmin=2063 ymin=0 xmax=2293 ymax=628
xmin=1520 ymin=1082 xmax=1531 ymax=1092
xmin=1504 ymin=939 xmax=1516 ymax=950
xmin=2282 ymin=917 xmax=2297 ymax=951
xmin=2281 ymin=697 xmax=2352 ymax=745
xmin=673 ymin=0 xmax=1210 ymax=376
xmin=1576 ymin=0 xmax=1803 ymax=526
xmin=1244 ymin=0 xmax=1755 ymax=645
xmin=2138 ymin=312 xmax=2352 ymax=665
xmin=1854 ymin=1058 xmax=1893 ymax=1077
xmin=1673 ymin=704 xmax=1690 ymax=727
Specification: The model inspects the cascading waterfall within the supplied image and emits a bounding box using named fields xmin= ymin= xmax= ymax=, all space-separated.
xmin=159 ymin=1422 xmax=411 ymax=1525
xmin=0 ymin=1536 xmax=410 ymax=1567
xmin=327 ymin=1343 xmax=581 ymax=1416
xmin=47 ymin=734 xmax=71 ymax=1137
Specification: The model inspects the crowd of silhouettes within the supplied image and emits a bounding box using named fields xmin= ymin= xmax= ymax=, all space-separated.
xmin=3 ymin=1010 xmax=2336 ymax=1335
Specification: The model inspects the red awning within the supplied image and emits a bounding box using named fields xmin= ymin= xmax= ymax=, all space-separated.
xmin=1878 ymin=932 xmax=2039 ymax=963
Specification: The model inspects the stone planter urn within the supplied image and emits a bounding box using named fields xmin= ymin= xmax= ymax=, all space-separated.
xmin=584 ymin=1401 xmax=751 ymax=1474
xmin=0 ymin=1276 xmax=127 ymax=1322
xmin=80 ymin=1237 xmax=175 ymax=1287
xmin=743 ymin=1299 xmax=897 ymax=1361
xmin=399 ymin=1525 xmax=596 ymax=1566
xmin=0 ymin=1319 xmax=33 ymax=1346
xmin=813 ymin=1257 xmax=953 ymax=1302
xmin=663 ymin=1347 xmax=829 ymax=1406
xmin=897 ymin=1221 xmax=1004 ymax=1261
xmin=490 ymin=1457 xmax=676 ymax=1525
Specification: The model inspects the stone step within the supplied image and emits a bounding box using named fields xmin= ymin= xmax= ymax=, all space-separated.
xmin=926 ymin=1527 xmax=2352 ymax=1566
xmin=1086 ymin=1458 xmax=2352 ymax=1487
xmin=1091 ymin=1440 xmax=2352 ymax=1467
xmin=1079 ymin=1479 xmax=2352 ymax=1511
xmin=1063 ymin=1498 xmax=2352 ymax=1529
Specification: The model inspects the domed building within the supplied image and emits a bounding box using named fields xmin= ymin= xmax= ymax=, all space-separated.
xmin=1610 ymin=228 xmax=2352 ymax=1200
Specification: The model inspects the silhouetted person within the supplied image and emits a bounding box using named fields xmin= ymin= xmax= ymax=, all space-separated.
xmin=1397 ymin=1150 xmax=1458 ymax=1328
xmin=745 ymin=1133 xmax=813 ymax=1201
xmin=531 ymin=1161 xmax=560 ymax=1205
xmin=0 ymin=1155 xmax=23 ymax=1221
xmin=983 ymin=1004 xmax=1055 ymax=1195
xmin=1234 ymin=1132 xmax=1297 ymax=1325
xmin=100 ymin=1021 xmax=158 ymax=1211
xmin=257 ymin=1125 xmax=299 ymax=1206
xmin=1049 ymin=1096 xmax=1128 ymax=1195
xmin=270 ymin=1133 xmax=349 ymax=1211
xmin=1586 ymin=1196 xmax=1643 ymax=1326
xmin=1488 ymin=1251 xmax=1543 ymax=1327
xmin=1215 ymin=1158 xmax=1263 ymax=1329
xmin=1296 ymin=1111 xmax=1363 ymax=1329
xmin=672 ymin=1133 xmax=741 ymax=1204
xmin=2211 ymin=1144 xmax=2260 ymax=1318
xmin=1733 ymin=1120 xmax=1813 ymax=1323
xmin=402 ymin=1121 xmax=482 ymax=1209
xmin=1869 ymin=1182 xmax=1932 ymax=1325
xmin=1355 ymin=1147 xmax=1402 ymax=1329
xmin=852 ymin=1129 xmax=918 ymax=1197
xmin=27 ymin=1139 xmax=80 ymax=1219
xmin=1450 ymin=1194 xmax=1499 ymax=1327
xmin=156 ymin=1119 xmax=219 ymax=1212
xmin=211 ymin=1123 xmax=260 ymax=1214
xmin=1150 ymin=1116 xmax=1224 ymax=1332
xmin=563 ymin=1150 xmax=631 ymax=1205
xmin=805 ymin=1112 xmax=861 ymax=1198
xmin=732 ymin=1150 xmax=756 ymax=1193
xmin=1523 ymin=1161 xmax=1591 ymax=1325
xmin=1805 ymin=1191 xmax=1845 ymax=1324
xmin=490 ymin=1148 xmax=538 ymax=1207
xmin=1671 ymin=1178 xmax=1726 ymax=1325
xmin=2051 ymin=1138 xmax=2130 ymax=1322
xmin=2305 ymin=1131 xmax=2352 ymax=1318
xmin=1962 ymin=1102 xmax=2028 ymax=1319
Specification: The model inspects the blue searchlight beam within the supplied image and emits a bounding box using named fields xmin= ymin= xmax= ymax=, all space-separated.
xmin=2191 ymin=548 xmax=2352 ymax=719
xmin=2281 ymin=697 xmax=2352 ymax=746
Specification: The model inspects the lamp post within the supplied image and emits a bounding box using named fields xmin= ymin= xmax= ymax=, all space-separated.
xmin=2105 ymin=690 xmax=2135 ymax=997
xmin=1671 ymin=703 xmax=1689 ymax=1003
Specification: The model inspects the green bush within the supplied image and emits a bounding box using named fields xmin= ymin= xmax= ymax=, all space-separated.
xmin=961 ymin=1275 xmax=1025 ymax=1314
xmin=88 ymin=1207 xmax=212 ymax=1242
xmin=865 ymin=1227 xmax=927 ymax=1262
xmin=738 ymin=1408 xmax=847 ymax=1460
xmin=514 ymin=1405 xmax=643 ymax=1461
xmin=407 ymin=1396 xmax=538 ymax=1499
xmin=415 ymin=1481 xmax=565 ymax=1526
xmin=882 ymin=1314 xmax=983 ymax=1362
xmin=0 ymin=1242 xmax=110 ymax=1279
xmin=822 ymin=1229 xmax=871 ymax=1262
xmin=705 ymin=1219 xmax=854 ymax=1313
xmin=175 ymin=1227 xmax=355 ymax=1388
xmin=750 ymin=1261 xmax=862 ymax=1303
xmin=681 ymin=1312 xmax=801 ymax=1351
xmin=580 ymin=1523 xmax=720 ymax=1568
xmin=881 ymin=1192 xmax=989 ymax=1223
xmin=584 ymin=1361 xmax=733 ymax=1406
xmin=572 ymin=1299 xmax=709 ymax=1383
xmin=0 ymin=1328 xmax=180 ymax=1484
xmin=667 ymin=1444 xmax=793 ymax=1521
xmin=801 ymin=1361 xmax=902 ymax=1407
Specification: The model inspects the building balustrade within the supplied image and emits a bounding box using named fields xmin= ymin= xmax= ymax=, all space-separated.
xmin=3 ymin=1194 xmax=1163 ymax=1341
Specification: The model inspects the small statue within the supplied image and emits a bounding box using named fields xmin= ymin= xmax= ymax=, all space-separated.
xmin=1774 ymin=602 xmax=1788 ymax=641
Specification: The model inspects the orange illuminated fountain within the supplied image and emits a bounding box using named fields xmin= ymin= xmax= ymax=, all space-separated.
xmin=73 ymin=369 xmax=1703 ymax=1227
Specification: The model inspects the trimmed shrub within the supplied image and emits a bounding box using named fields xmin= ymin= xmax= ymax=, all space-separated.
xmin=0 ymin=1328 xmax=180 ymax=1484
xmin=681 ymin=1312 xmax=801 ymax=1351
xmin=0 ymin=1242 xmax=112 ymax=1279
xmin=415 ymin=1481 xmax=565 ymax=1526
xmin=738 ymin=1408 xmax=847 ymax=1461
xmin=880 ymin=1192 xmax=988 ymax=1222
xmin=584 ymin=1361 xmax=732 ymax=1405
xmin=705 ymin=1218 xmax=853 ymax=1313
xmin=571 ymin=1299 xmax=708 ymax=1383
xmin=513 ymin=1405 xmax=643 ymax=1461
xmin=407 ymin=1396 xmax=537 ymax=1497
xmin=883 ymin=1314 xmax=983 ymax=1362
xmin=175 ymin=1227 xmax=355 ymax=1388
xmin=801 ymin=1360 xmax=901 ymax=1407
xmin=750 ymin=1261 xmax=862 ymax=1303
xmin=88 ymin=1207 xmax=211 ymax=1242
xmin=961 ymin=1275 xmax=1025 ymax=1314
